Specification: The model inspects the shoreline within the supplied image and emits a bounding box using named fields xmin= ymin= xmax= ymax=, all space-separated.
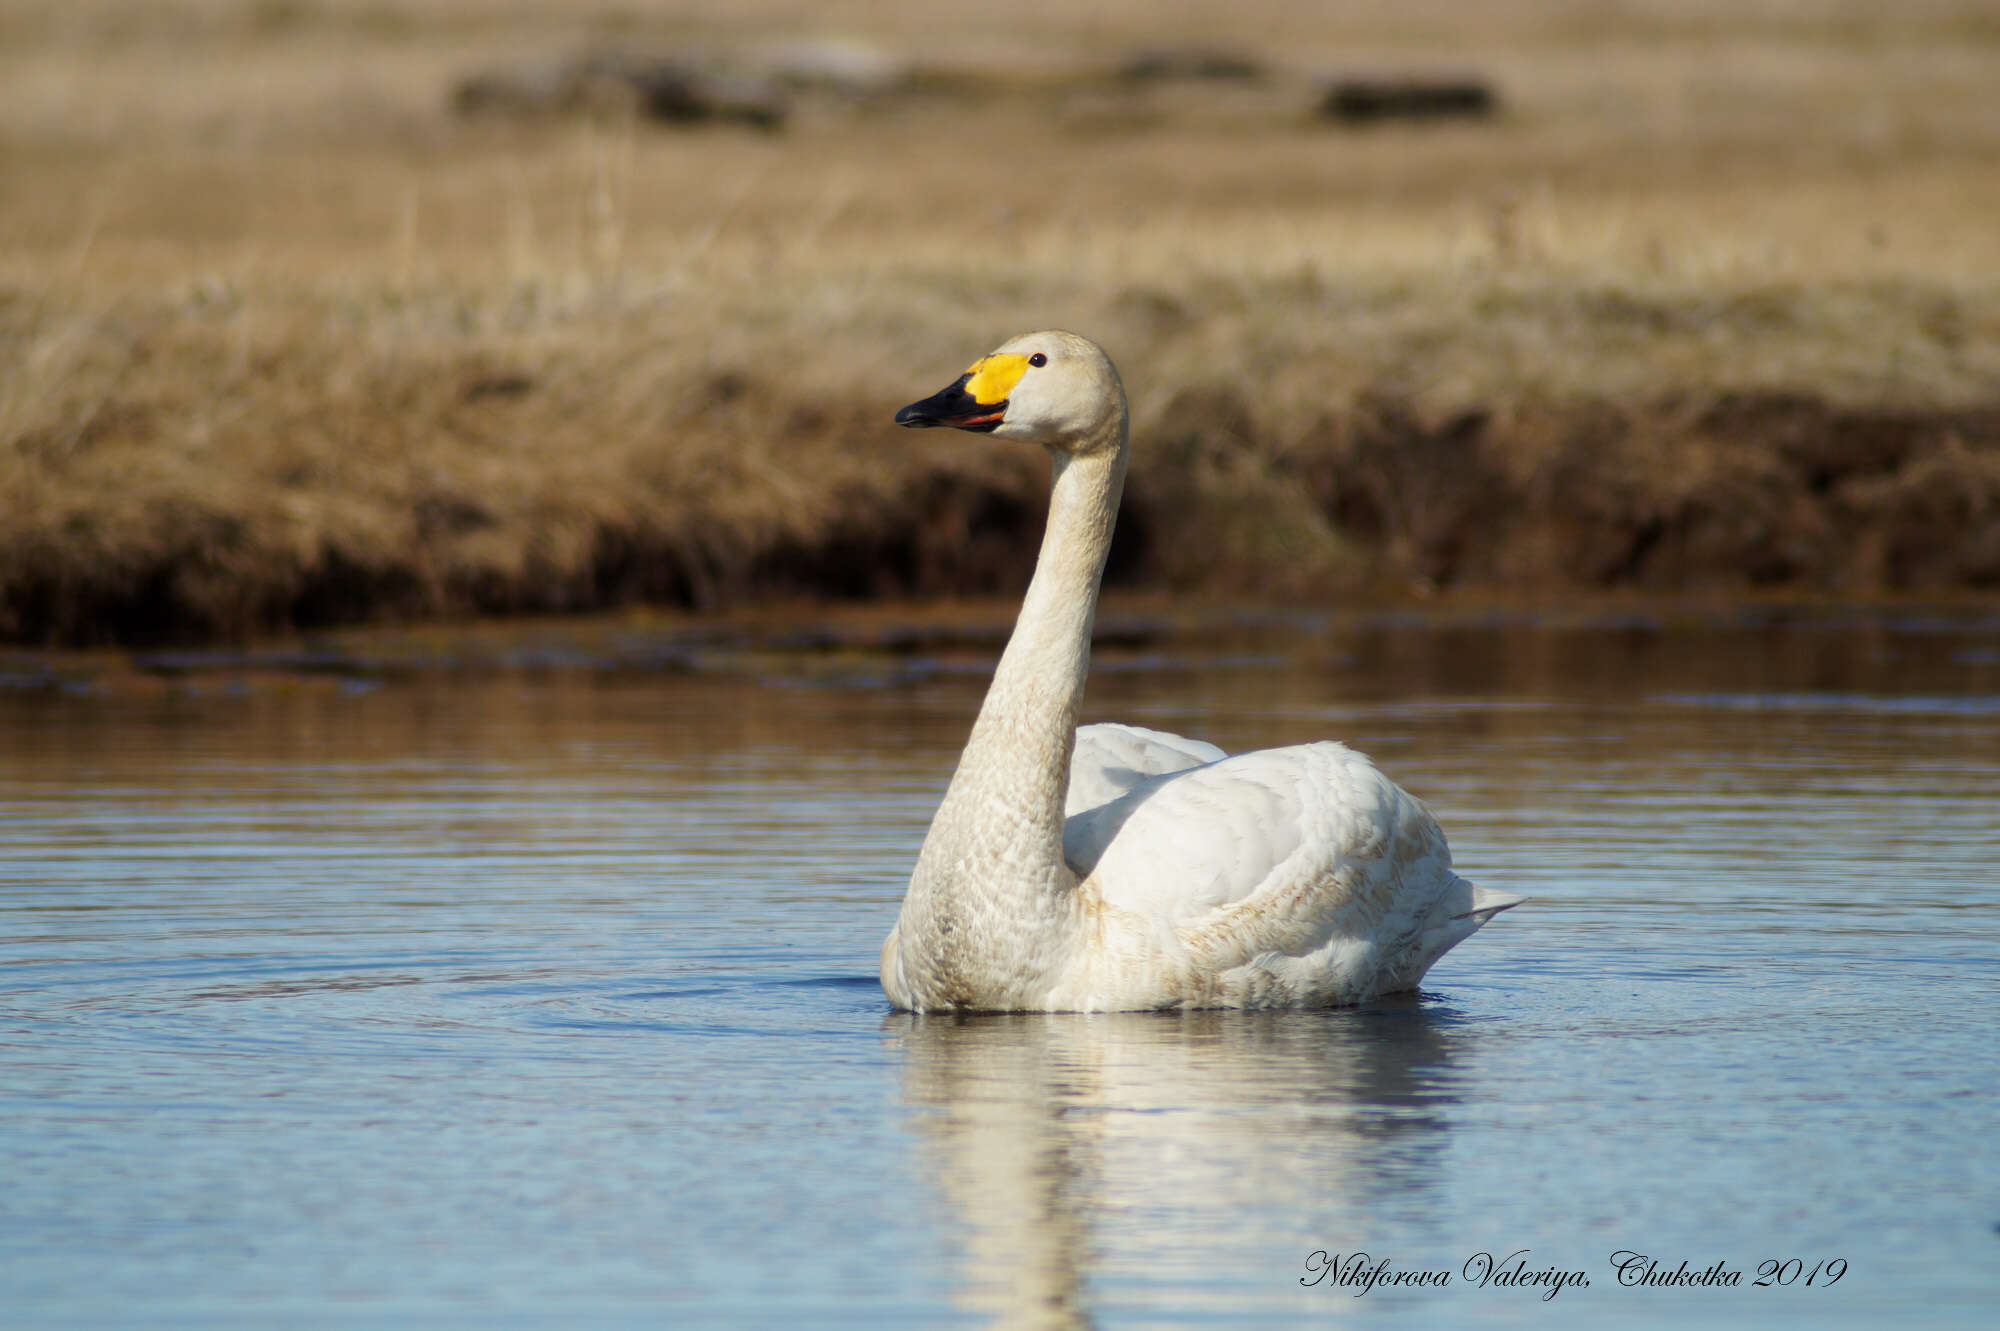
xmin=6 ymin=592 xmax=1997 ymax=695
xmin=6 ymin=367 xmax=1996 ymax=648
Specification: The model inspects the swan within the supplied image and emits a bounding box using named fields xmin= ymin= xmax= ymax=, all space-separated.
xmin=879 ymin=330 xmax=1520 ymax=1012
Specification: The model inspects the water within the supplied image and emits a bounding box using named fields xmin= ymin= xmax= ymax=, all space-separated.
xmin=2 ymin=608 xmax=1996 ymax=1328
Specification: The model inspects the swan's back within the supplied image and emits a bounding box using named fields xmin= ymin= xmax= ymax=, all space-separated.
xmin=1062 ymin=740 xmax=1519 ymax=1008
xmin=1067 ymin=722 xmax=1227 ymax=816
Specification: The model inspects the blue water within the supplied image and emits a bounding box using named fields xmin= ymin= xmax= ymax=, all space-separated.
xmin=2 ymin=612 xmax=1997 ymax=1327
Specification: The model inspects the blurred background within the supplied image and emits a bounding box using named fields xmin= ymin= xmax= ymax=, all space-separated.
xmin=6 ymin=10 xmax=2000 ymax=1328
xmin=4 ymin=0 xmax=1999 ymax=646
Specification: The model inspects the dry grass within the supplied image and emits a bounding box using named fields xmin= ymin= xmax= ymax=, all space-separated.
xmin=4 ymin=0 xmax=2000 ymax=642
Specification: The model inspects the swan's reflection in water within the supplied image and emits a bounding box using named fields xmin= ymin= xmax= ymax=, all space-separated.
xmin=888 ymin=1000 xmax=1474 ymax=1327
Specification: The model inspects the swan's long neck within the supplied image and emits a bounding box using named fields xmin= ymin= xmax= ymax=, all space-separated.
xmin=960 ymin=440 xmax=1126 ymax=831
xmin=897 ymin=417 xmax=1128 ymax=1006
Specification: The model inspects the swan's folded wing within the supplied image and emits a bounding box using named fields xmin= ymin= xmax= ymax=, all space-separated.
xmin=1066 ymin=722 xmax=1228 ymax=817
xmin=1063 ymin=741 xmax=1459 ymax=972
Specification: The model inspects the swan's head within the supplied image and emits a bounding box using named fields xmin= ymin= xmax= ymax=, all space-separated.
xmin=894 ymin=330 xmax=1126 ymax=454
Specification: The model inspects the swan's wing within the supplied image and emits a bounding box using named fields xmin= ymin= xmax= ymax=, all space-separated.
xmin=1064 ymin=742 xmax=1510 ymax=997
xmin=1066 ymin=722 xmax=1228 ymax=818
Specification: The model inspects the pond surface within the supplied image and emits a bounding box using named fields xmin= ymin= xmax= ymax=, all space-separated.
xmin=2 ymin=606 xmax=1997 ymax=1328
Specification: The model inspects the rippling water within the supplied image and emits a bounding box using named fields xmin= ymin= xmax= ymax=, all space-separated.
xmin=2 ymin=609 xmax=1996 ymax=1328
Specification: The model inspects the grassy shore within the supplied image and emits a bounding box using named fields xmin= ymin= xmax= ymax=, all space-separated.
xmin=5 ymin=1 xmax=2000 ymax=644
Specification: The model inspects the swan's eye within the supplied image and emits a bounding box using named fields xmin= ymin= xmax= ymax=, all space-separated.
xmin=1028 ymin=352 xmax=1047 ymax=368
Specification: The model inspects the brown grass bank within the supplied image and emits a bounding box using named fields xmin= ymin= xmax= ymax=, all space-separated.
xmin=4 ymin=1 xmax=2000 ymax=644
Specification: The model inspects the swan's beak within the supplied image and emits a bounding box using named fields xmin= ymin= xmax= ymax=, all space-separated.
xmin=894 ymin=375 xmax=1005 ymax=432
xmin=894 ymin=353 xmax=1030 ymax=433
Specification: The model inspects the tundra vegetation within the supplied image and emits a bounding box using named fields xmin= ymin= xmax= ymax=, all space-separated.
xmin=3 ymin=0 xmax=1998 ymax=644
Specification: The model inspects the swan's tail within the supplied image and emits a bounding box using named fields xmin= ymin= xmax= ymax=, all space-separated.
xmin=1387 ymin=879 xmax=1525 ymax=993
xmin=1452 ymin=884 xmax=1526 ymax=923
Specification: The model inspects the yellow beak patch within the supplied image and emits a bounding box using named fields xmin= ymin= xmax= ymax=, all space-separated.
xmin=961 ymin=353 xmax=1031 ymax=406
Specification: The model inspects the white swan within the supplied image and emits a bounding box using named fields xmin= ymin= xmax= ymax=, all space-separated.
xmin=880 ymin=330 xmax=1520 ymax=1012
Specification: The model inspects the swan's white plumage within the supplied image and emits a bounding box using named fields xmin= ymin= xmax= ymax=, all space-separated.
xmin=1066 ymin=721 xmax=1226 ymax=817
xmin=881 ymin=330 xmax=1520 ymax=1012
xmin=1067 ymin=741 xmax=1513 ymax=1006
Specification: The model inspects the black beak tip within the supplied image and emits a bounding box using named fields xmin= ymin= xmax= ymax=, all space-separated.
xmin=894 ymin=402 xmax=938 ymax=428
